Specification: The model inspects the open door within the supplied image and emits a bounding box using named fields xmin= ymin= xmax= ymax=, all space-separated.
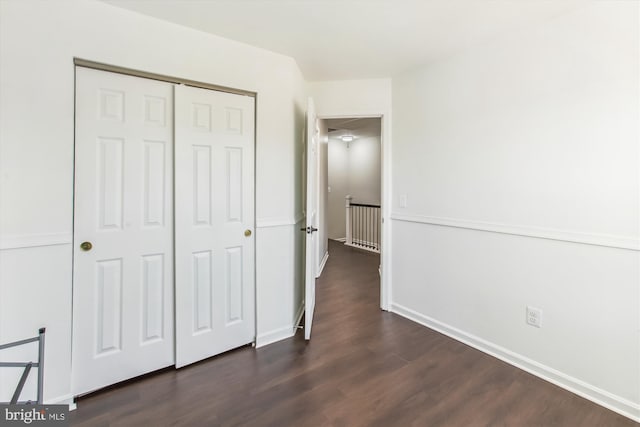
xmin=304 ymin=97 xmax=319 ymax=340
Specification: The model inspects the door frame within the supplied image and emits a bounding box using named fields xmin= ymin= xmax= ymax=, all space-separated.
xmin=71 ymin=59 xmax=258 ymax=396
xmin=317 ymin=112 xmax=391 ymax=311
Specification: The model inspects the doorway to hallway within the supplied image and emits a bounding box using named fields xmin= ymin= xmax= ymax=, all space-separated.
xmin=315 ymin=117 xmax=382 ymax=277
xmin=301 ymin=110 xmax=385 ymax=342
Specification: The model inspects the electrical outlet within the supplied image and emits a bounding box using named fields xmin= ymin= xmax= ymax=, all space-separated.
xmin=399 ymin=194 xmax=407 ymax=208
xmin=526 ymin=306 xmax=542 ymax=328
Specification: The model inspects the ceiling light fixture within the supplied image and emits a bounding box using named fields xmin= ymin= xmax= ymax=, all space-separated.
xmin=341 ymin=135 xmax=354 ymax=142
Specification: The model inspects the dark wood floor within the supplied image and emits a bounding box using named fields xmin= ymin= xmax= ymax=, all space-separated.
xmin=70 ymin=240 xmax=637 ymax=426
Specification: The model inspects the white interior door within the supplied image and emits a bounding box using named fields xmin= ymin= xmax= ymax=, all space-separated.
xmin=304 ymin=98 xmax=319 ymax=340
xmin=174 ymin=85 xmax=255 ymax=368
xmin=72 ymin=67 xmax=175 ymax=395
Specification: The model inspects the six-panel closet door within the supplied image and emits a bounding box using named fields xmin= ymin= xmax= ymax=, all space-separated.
xmin=174 ymin=85 xmax=255 ymax=368
xmin=73 ymin=68 xmax=256 ymax=395
xmin=72 ymin=67 xmax=175 ymax=395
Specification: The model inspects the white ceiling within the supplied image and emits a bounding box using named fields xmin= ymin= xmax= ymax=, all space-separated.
xmin=326 ymin=118 xmax=381 ymax=140
xmin=102 ymin=0 xmax=583 ymax=81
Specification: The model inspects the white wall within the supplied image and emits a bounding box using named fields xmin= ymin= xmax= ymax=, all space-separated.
xmin=391 ymin=1 xmax=639 ymax=420
xmin=346 ymin=136 xmax=382 ymax=205
xmin=327 ymin=135 xmax=381 ymax=239
xmin=327 ymin=137 xmax=350 ymax=239
xmin=0 ymin=0 xmax=306 ymax=402
xmin=309 ymin=79 xmax=392 ymax=118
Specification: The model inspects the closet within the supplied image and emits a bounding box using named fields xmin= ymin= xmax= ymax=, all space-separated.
xmin=71 ymin=66 xmax=255 ymax=395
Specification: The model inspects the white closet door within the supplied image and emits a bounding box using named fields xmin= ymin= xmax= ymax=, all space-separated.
xmin=174 ymin=85 xmax=255 ymax=368
xmin=72 ymin=67 xmax=175 ymax=395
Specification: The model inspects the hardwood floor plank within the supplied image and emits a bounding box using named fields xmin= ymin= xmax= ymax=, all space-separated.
xmin=70 ymin=240 xmax=638 ymax=426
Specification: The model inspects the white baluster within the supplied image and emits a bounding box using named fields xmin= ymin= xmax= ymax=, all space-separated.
xmin=345 ymin=195 xmax=353 ymax=246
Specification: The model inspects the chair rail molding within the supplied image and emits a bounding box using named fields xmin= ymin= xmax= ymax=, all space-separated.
xmin=0 ymin=232 xmax=73 ymax=251
xmin=390 ymin=213 xmax=639 ymax=251
xmin=256 ymin=212 xmax=305 ymax=229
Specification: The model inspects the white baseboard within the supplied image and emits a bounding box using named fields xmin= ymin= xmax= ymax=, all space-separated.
xmin=317 ymin=252 xmax=329 ymax=277
xmin=255 ymin=326 xmax=296 ymax=348
xmin=332 ymin=237 xmax=346 ymax=242
xmin=344 ymin=242 xmax=380 ymax=254
xmin=48 ymin=393 xmax=75 ymax=410
xmin=255 ymin=302 xmax=305 ymax=349
xmin=294 ymin=302 xmax=304 ymax=329
xmin=390 ymin=302 xmax=640 ymax=423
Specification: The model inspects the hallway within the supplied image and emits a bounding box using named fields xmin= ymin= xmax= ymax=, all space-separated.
xmin=70 ymin=241 xmax=635 ymax=426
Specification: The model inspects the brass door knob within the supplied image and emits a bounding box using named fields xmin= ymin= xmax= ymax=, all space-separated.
xmin=244 ymin=229 xmax=252 ymax=237
xmin=80 ymin=241 xmax=93 ymax=251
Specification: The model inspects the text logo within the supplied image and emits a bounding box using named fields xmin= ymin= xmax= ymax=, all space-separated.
xmin=0 ymin=405 xmax=68 ymax=426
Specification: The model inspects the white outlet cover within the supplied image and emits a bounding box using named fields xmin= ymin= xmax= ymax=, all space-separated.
xmin=526 ymin=306 xmax=542 ymax=328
